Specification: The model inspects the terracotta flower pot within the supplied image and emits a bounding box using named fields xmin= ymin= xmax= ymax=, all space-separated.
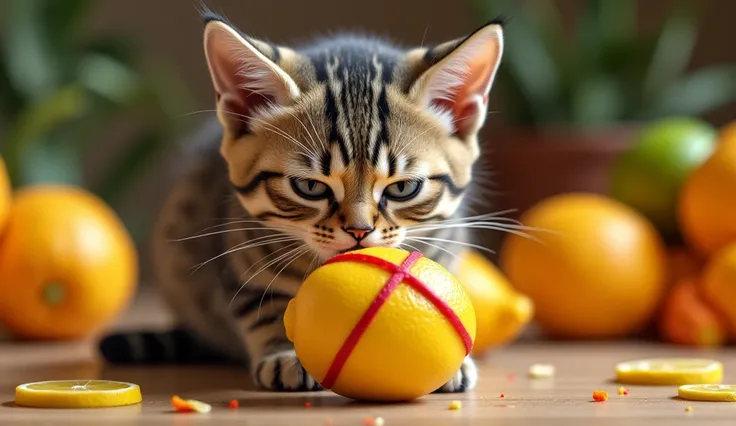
xmin=470 ymin=124 xmax=640 ymax=257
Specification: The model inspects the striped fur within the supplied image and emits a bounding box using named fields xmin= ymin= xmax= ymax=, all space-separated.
xmin=99 ymin=10 xmax=504 ymax=394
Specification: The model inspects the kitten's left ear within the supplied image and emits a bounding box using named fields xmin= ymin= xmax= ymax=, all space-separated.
xmin=203 ymin=19 xmax=301 ymax=136
xmin=408 ymin=21 xmax=504 ymax=138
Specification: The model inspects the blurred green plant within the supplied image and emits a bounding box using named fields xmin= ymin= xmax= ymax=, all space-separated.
xmin=470 ymin=0 xmax=736 ymax=127
xmin=0 ymin=0 xmax=192 ymax=239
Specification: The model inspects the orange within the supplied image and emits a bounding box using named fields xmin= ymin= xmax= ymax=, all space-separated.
xmin=664 ymin=246 xmax=706 ymax=288
xmin=500 ymin=193 xmax=667 ymax=339
xmin=610 ymin=117 xmax=717 ymax=237
xmin=678 ymin=121 xmax=736 ymax=256
xmin=284 ymin=247 xmax=475 ymax=401
xmin=657 ymin=277 xmax=728 ymax=347
xmin=453 ymin=249 xmax=533 ymax=354
xmin=701 ymin=242 xmax=736 ymax=337
xmin=0 ymin=185 xmax=138 ymax=340
xmin=0 ymin=156 xmax=10 ymax=233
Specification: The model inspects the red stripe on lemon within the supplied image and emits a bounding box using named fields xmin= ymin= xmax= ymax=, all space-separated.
xmin=319 ymin=251 xmax=472 ymax=389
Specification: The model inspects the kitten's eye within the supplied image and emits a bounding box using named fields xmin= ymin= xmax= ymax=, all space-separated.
xmin=290 ymin=178 xmax=330 ymax=200
xmin=383 ymin=180 xmax=422 ymax=201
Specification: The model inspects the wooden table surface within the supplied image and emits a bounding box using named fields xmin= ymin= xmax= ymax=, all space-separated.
xmin=1 ymin=291 xmax=735 ymax=425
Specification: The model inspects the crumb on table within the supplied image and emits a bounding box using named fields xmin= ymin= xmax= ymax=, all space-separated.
xmin=449 ymin=400 xmax=462 ymax=410
xmin=592 ymin=390 xmax=608 ymax=402
xmin=618 ymin=387 xmax=630 ymax=396
xmin=528 ymin=363 xmax=556 ymax=378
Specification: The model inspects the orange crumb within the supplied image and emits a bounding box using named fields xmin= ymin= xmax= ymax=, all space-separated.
xmin=171 ymin=395 xmax=212 ymax=413
xmin=449 ymin=400 xmax=462 ymax=410
xmin=592 ymin=390 xmax=608 ymax=402
xmin=499 ymin=393 xmax=505 ymax=398
xmin=685 ymin=406 xmax=693 ymax=412
xmin=507 ymin=373 xmax=516 ymax=381
xmin=363 ymin=417 xmax=374 ymax=425
xmin=228 ymin=399 xmax=239 ymax=409
xmin=618 ymin=387 xmax=630 ymax=396
xmin=304 ymin=402 xmax=312 ymax=408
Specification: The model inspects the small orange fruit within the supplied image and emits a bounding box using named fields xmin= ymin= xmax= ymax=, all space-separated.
xmin=701 ymin=242 xmax=736 ymax=337
xmin=0 ymin=156 xmax=11 ymax=233
xmin=0 ymin=185 xmax=138 ymax=340
xmin=657 ymin=277 xmax=727 ymax=347
xmin=500 ymin=193 xmax=667 ymax=339
xmin=679 ymin=121 xmax=736 ymax=256
xmin=665 ymin=246 xmax=706 ymax=288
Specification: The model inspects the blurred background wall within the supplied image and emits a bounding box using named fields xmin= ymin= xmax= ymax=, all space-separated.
xmin=1 ymin=0 xmax=734 ymax=283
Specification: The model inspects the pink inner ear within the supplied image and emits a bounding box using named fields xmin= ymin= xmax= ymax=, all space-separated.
xmin=207 ymin=28 xmax=277 ymax=134
xmin=429 ymin=38 xmax=498 ymax=137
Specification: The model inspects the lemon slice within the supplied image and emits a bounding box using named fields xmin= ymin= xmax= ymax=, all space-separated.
xmin=615 ymin=358 xmax=723 ymax=385
xmin=678 ymin=384 xmax=736 ymax=402
xmin=15 ymin=380 xmax=142 ymax=408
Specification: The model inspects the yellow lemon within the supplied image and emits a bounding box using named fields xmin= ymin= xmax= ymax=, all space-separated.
xmin=453 ymin=249 xmax=533 ymax=354
xmin=615 ymin=358 xmax=723 ymax=385
xmin=678 ymin=384 xmax=736 ymax=402
xmin=15 ymin=380 xmax=142 ymax=408
xmin=284 ymin=247 xmax=476 ymax=402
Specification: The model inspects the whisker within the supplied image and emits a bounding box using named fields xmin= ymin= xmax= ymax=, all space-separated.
xmin=407 ymin=221 xmax=555 ymax=244
xmin=228 ymin=244 xmax=307 ymax=307
xmin=173 ymin=227 xmax=288 ymax=242
xmin=404 ymin=238 xmax=459 ymax=260
xmin=190 ymin=235 xmax=300 ymax=274
xmin=303 ymin=250 xmax=321 ymax=283
xmin=238 ymin=241 xmax=303 ymax=286
xmin=407 ymin=236 xmax=496 ymax=255
xmin=258 ymin=245 xmax=311 ymax=317
xmin=399 ymin=242 xmax=423 ymax=253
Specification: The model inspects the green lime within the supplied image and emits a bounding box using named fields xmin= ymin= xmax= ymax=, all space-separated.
xmin=610 ymin=117 xmax=717 ymax=238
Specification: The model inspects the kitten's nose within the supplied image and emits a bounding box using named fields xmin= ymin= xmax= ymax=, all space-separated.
xmin=343 ymin=225 xmax=374 ymax=241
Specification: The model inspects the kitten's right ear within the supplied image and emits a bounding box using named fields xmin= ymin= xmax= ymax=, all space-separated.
xmin=203 ymin=20 xmax=300 ymax=135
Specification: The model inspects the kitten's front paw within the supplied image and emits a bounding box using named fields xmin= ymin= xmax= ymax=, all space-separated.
xmin=254 ymin=350 xmax=323 ymax=392
xmin=434 ymin=356 xmax=478 ymax=393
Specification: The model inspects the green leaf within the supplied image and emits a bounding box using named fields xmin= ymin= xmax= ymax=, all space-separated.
xmin=642 ymin=0 xmax=701 ymax=101
xmin=0 ymin=48 xmax=25 ymax=121
xmin=83 ymin=36 xmax=137 ymax=66
xmin=1 ymin=85 xmax=89 ymax=183
xmin=647 ymin=66 xmax=736 ymax=117
xmin=16 ymin=133 xmax=84 ymax=188
xmin=594 ymin=0 xmax=636 ymax=44
xmin=570 ymin=75 xmax=627 ymax=125
xmin=42 ymin=0 xmax=93 ymax=48
xmin=77 ymin=54 xmax=142 ymax=104
xmin=479 ymin=0 xmax=563 ymax=122
xmin=2 ymin=0 xmax=62 ymax=100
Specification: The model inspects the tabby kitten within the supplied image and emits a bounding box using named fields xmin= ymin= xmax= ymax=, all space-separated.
xmin=99 ymin=11 xmax=504 ymax=393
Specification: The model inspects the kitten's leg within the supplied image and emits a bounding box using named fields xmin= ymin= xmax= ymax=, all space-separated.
xmin=234 ymin=290 xmax=323 ymax=392
xmin=433 ymin=356 xmax=478 ymax=393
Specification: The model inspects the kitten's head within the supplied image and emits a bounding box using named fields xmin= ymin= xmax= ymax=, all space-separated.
xmin=202 ymin=14 xmax=503 ymax=260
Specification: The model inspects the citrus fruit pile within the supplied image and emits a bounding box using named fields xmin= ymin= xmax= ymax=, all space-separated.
xmin=499 ymin=118 xmax=736 ymax=345
xmin=0 ymin=155 xmax=138 ymax=340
